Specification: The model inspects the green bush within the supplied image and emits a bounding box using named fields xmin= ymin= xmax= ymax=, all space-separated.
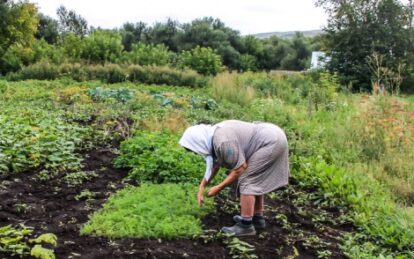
xmin=123 ymin=43 xmax=173 ymax=66
xmin=127 ymin=64 xmax=207 ymax=87
xmin=81 ymin=183 xmax=214 ymax=239
xmin=59 ymin=63 xmax=88 ymax=81
xmin=178 ymin=46 xmax=223 ymax=76
xmin=114 ymin=131 xmax=205 ymax=184
xmin=10 ymin=60 xmax=59 ymax=80
xmin=81 ymin=30 xmax=124 ymax=64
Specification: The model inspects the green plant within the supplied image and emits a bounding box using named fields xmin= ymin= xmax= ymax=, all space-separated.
xmin=64 ymin=171 xmax=98 ymax=187
xmin=30 ymin=245 xmax=55 ymax=259
xmin=292 ymin=155 xmax=414 ymax=257
xmin=88 ymin=87 xmax=135 ymax=103
xmin=222 ymin=234 xmax=258 ymax=259
xmin=0 ymin=225 xmax=32 ymax=256
xmin=75 ymin=189 xmax=96 ymax=201
xmin=123 ymin=43 xmax=172 ymax=66
xmin=0 ymin=225 xmax=57 ymax=259
xmin=178 ymin=46 xmax=223 ymax=76
xmin=0 ymin=114 xmax=94 ymax=176
xmin=114 ymin=131 xmax=205 ymax=184
xmin=81 ymin=183 xmax=214 ymax=239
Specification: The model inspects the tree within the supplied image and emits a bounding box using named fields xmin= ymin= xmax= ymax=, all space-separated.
xmin=180 ymin=17 xmax=244 ymax=70
xmin=81 ymin=30 xmax=123 ymax=64
xmin=62 ymin=33 xmax=84 ymax=60
xmin=281 ymin=32 xmax=311 ymax=70
xmin=0 ymin=0 xmax=39 ymax=74
xmin=146 ymin=19 xmax=181 ymax=52
xmin=178 ymin=46 xmax=223 ymax=75
xmin=259 ymin=36 xmax=290 ymax=70
xmin=57 ymin=5 xmax=88 ymax=37
xmin=35 ymin=13 xmax=59 ymax=44
xmin=121 ymin=22 xmax=147 ymax=51
xmin=123 ymin=43 xmax=172 ymax=66
xmin=316 ymin=0 xmax=412 ymax=91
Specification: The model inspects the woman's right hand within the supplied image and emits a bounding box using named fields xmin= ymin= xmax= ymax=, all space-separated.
xmin=197 ymin=186 xmax=205 ymax=207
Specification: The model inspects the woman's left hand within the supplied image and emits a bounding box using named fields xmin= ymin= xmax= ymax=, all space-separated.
xmin=207 ymin=185 xmax=222 ymax=197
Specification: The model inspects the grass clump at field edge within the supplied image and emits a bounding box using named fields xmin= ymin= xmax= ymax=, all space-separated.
xmin=81 ymin=183 xmax=214 ymax=239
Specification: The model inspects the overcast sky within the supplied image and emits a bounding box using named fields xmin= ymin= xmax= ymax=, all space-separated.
xmin=32 ymin=0 xmax=328 ymax=35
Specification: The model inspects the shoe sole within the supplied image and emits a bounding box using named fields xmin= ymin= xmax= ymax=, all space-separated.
xmin=221 ymin=229 xmax=257 ymax=236
xmin=235 ymin=231 xmax=256 ymax=236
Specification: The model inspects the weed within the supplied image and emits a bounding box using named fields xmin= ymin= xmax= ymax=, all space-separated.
xmin=75 ymin=189 xmax=96 ymax=201
xmin=14 ymin=203 xmax=29 ymax=214
xmin=222 ymin=234 xmax=258 ymax=259
xmin=64 ymin=171 xmax=98 ymax=187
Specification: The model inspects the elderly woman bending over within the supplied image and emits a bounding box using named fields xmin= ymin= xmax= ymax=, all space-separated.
xmin=179 ymin=120 xmax=289 ymax=236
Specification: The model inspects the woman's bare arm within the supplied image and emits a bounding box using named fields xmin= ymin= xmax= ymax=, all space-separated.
xmin=207 ymin=162 xmax=247 ymax=197
xmin=198 ymin=164 xmax=221 ymax=206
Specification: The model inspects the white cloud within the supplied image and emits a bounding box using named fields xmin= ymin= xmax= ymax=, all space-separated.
xmin=33 ymin=0 xmax=328 ymax=34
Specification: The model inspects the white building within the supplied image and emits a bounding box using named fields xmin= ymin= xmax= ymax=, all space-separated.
xmin=310 ymin=51 xmax=329 ymax=70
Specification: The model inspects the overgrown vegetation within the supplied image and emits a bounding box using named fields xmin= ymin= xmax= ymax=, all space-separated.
xmin=81 ymin=184 xmax=214 ymax=239
xmin=1 ymin=68 xmax=414 ymax=258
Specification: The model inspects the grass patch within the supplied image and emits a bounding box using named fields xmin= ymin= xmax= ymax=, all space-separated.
xmin=81 ymin=183 xmax=214 ymax=239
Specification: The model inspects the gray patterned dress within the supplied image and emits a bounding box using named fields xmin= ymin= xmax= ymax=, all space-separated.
xmin=213 ymin=120 xmax=289 ymax=195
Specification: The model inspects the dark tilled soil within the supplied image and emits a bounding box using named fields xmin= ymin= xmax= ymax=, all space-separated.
xmin=0 ymin=147 xmax=351 ymax=259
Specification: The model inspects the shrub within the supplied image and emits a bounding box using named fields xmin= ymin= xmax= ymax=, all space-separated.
xmin=127 ymin=65 xmax=207 ymax=87
xmin=8 ymin=62 xmax=207 ymax=87
xmin=81 ymin=183 xmax=214 ymax=239
xmin=12 ymin=60 xmax=59 ymax=80
xmin=81 ymin=30 xmax=124 ymax=64
xmin=123 ymin=43 xmax=173 ymax=66
xmin=178 ymin=46 xmax=223 ymax=76
xmin=114 ymin=131 xmax=205 ymax=184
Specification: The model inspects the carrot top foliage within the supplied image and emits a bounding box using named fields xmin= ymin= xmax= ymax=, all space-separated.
xmin=81 ymin=183 xmax=214 ymax=239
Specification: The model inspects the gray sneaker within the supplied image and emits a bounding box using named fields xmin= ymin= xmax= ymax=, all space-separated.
xmin=233 ymin=215 xmax=266 ymax=230
xmin=221 ymin=222 xmax=256 ymax=236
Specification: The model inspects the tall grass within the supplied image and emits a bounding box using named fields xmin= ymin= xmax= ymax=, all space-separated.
xmin=211 ymin=72 xmax=255 ymax=107
xmin=348 ymin=97 xmax=414 ymax=203
xmin=7 ymin=61 xmax=208 ymax=88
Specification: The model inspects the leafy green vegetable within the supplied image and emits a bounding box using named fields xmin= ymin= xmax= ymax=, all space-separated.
xmin=30 ymin=245 xmax=55 ymax=259
xmin=81 ymin=183 xmax=214 ymax=239
xmin=115 ymin=131 xmax=205 ymax=184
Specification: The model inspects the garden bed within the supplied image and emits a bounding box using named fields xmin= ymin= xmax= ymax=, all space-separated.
xmin=0 ymin=145 xmax=351 ymax=258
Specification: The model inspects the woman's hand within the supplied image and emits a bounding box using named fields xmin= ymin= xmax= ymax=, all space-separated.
xmin=207 ymin=185 xmax=222 ymax=197
xmin=197 ymin=186 xmax=205 ymax=207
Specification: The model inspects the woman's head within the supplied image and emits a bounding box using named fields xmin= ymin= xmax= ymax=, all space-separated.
xmin=179 ymin=124 xmax=217 ymax=181
xmin=179 ymin=124 xmax=214 ymax=156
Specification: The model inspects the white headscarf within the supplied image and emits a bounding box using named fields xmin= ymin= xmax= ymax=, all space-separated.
xmin=179 ymin=124 xmax=218 ymax=181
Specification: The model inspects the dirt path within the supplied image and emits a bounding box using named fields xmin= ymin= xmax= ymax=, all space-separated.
xmin=0 ymin=147 xmax=351 ymax=258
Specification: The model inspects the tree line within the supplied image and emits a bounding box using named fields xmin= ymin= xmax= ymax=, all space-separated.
xmin=1 ymin=0 xmax=413 ymax=92
xmin=0 ymin=3 xmax=315 ymax=76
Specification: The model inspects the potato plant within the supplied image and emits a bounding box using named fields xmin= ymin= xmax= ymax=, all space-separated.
xmin=114 ymin=131 xmax=205 ymax=184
